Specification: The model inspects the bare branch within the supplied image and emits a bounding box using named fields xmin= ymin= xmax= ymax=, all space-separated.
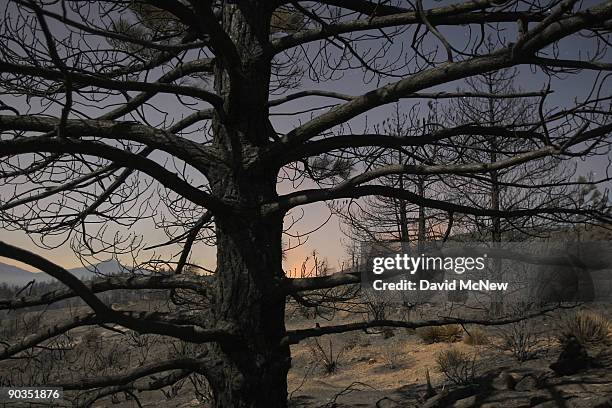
xmin=268 ymin=89 xmax=551 ymax=107
xmin=269 ymin=184 xmax=610 ymax=220
xmin=0 ymin=61 xmax=223 ymax=108
xmin=52 ymin=357 xmax=205 ymax=390
xmin=272 ymin=1 xmax=545 ymax=52
xmin=284 ymin=304 xmax=579 ymax=344
xmin=0 ymin=115 xmax=221 ymax=171
xmin=0 ymin=274 xmax=212 ymax=310
xmin=271 ymin=1 xmax=612 ymax=152
xmin=0 ymin=312 xmax=99 ymax=359
xmin=0 ymin=136 xmax=229 ymax=212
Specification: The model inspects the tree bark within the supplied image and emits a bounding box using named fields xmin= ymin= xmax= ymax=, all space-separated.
xmin=208 ymin=212 xmax=290 ymax=408
xmin=487 ymin=78 xmax=503 ymax=316
xmin=203 ymin=4 xmax=290 ymax=406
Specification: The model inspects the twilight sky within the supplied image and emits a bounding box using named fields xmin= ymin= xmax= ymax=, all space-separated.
xmin=0 ymin=0 xmax=610 ymax=275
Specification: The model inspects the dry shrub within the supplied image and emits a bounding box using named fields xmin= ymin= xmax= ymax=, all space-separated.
xmin=309 ymin=337 xmax=344 ymax=374
xmin=560 ymin=310 xmax=611 ymax=345
xmin=417 ymin=324 xmax=463 ymax=344
xmin=495 ymin=320 xmax=542 ymax=362
xmin=380 ymin=340 xmax=402 ymax=369
xmin=436 ymin=347 xmax=477 ymax=385
xmin=463 ymin=328 xmax=489 ymax=345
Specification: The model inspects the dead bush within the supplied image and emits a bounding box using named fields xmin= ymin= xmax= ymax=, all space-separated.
xmin=463 ymin=328 xmax=489 ymax=345
xmin=417 ymin=324 xmax=463 ymax=344
xmin=361 ymin=291 xmax=393 ymax=321
xmin=380 ymin=340 xmax=401 ymax=369
xmin=560 ymin=310 xmax=611 ymax=345
xmin=495 ymin=320 xmax=542 ymax=361
xmin=436 ymin=347 xmax=477 ymax=385
xmin=309 ymin=337 xmax=345 ymax=374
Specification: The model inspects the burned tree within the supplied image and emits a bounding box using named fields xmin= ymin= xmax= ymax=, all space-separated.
xmin=0 ymin=0 xmax=611 ymax=407
xmin=332 ymin=103 xmax=449 ymax=247
xmin=440 ymin=67 xmax=575 ymax=241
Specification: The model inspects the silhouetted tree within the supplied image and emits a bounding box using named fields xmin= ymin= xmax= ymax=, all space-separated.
xmin=0 ymin=1 xmax=611 ymax=407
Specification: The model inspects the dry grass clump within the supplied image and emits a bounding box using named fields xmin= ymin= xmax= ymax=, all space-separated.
xmin=417 ymin=324 xmax=463 ymax=344
xmin=380 ymin=340 xmax=401 ymax=369
xmin=560 ymin=310 xmax=611 ymax=345
xmin=308 ymin=337 xmax=345 ymax=374
xmin=463 ymin=327 xmax=489 ymax=345
xmin=436 ymin=347 xmax=477 ymax=385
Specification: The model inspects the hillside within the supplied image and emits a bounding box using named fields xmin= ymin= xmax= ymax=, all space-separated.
xmin=0 ymin=259 xmax=123 ymax=287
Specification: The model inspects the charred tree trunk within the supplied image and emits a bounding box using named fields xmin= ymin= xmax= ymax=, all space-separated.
xmin=417 ymin=175 xmax=427 ymax=247
xmin=208 ymin=211 xmax=289 ymax=408
xmin=487 ymin=82 xmax=503 ymax=316
xmin=203 ymin=4 xmax=290 ymax=407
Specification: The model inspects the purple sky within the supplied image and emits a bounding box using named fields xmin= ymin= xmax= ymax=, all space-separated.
xmin=1 ymin=1 xmax=610 ymax=274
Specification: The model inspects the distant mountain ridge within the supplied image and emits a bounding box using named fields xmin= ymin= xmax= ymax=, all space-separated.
xmin=0 ymin=259 xmax=124 ymax=287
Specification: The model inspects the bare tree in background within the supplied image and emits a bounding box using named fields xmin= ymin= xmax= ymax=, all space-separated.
xmin=0 ymin=0 xmax=611 ymax=407
xmin=441 ymin=67 xmax=576 ymax=314
xmin=442 ymin=67 xmax=574 ymax=241
xmin=332 ymin=103 xmax=449 ymax=249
